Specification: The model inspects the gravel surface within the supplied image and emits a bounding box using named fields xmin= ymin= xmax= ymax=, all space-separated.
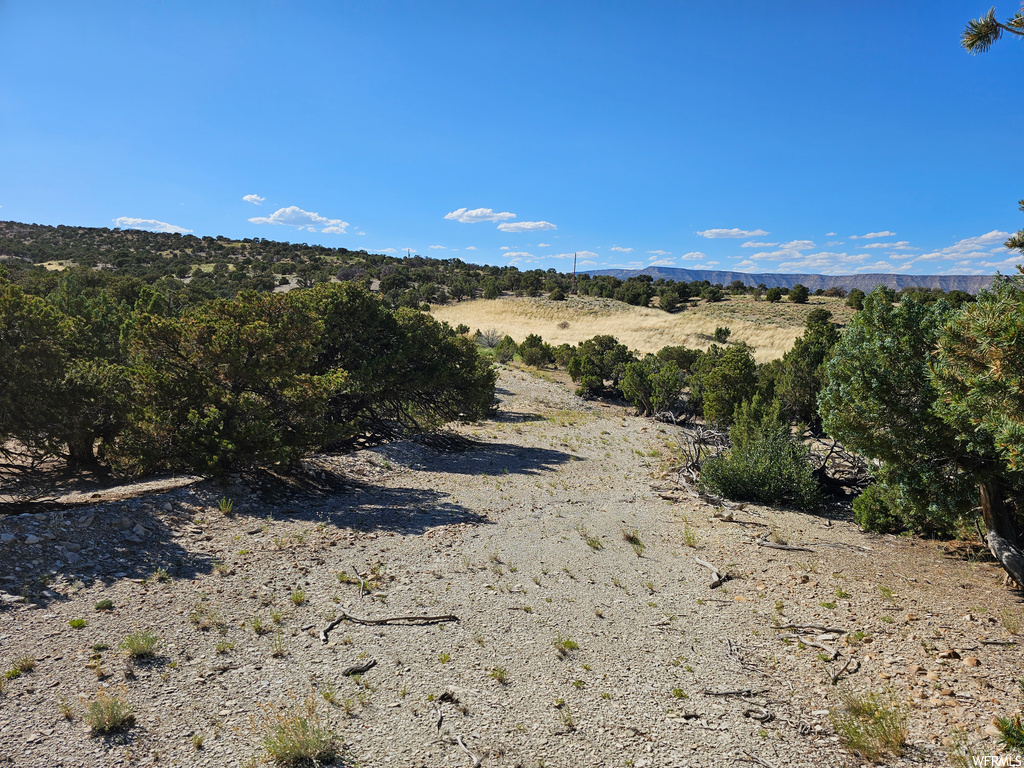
xmin=1 ymin=365 xmax=1021 ymax=767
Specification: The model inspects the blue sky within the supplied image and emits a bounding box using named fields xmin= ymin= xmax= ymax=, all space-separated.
xmin=1 ymin=2 xmax=1021 ymax=276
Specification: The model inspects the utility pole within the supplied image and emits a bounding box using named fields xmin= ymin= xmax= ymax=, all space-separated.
xmin=572 ymin=253 xmax=577 ymax=294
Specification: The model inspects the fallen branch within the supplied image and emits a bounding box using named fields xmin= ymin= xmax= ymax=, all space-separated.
xmin=753 ymin=534 xmax=813 ymax=553
xmin=828 ymin=655 xmax=857 ymax=685
xmin=320 ymin=609 xmax=459 ymax=643
xmin=700 ymin=688 xmax=762 ymax=697
xmin=455 ymin=734 xmax=482 ymax=768
xmin=742 ymin=706 xmax=774 ymax=723
xmin=776 ymin=624 xmax=846 ymax=634
xmin=694 ymin=556 xmax=729 ymax=589
xmin=779 ymin=633 xmax=839 ymax=660
xmin=739 ymin=753 xmax=778 ymax=768
xmin=340 ymin=659 xmax=377 ymax=676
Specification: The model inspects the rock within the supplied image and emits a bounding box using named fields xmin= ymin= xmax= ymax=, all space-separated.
xmin=66 ymin=552 xmax=80 ymax=565
xmin=985 ymin=723 xmax=1002 ymax=737
xmin=964 ymin=656 xmax=981 ymax=667
xmin=160 ymin=502 xmax=173 ymax=513
xmin=937 ymin=650 xmax=960 ymax=659
xmin=133 ymin=524 xmax=148 ymax=537
xmin=908 ymin=664 xmax=925 ymax=676
xmin=24 ymin=535 xmax=41 ymax=545
xmin=0 ymin=533 xmax=13 ymax=543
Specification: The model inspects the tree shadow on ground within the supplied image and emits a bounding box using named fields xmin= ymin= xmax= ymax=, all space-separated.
xmin=0 ymin=437 xmax=577 ymax=611
xmin=391 ymin=440 xmax=579 ymax=476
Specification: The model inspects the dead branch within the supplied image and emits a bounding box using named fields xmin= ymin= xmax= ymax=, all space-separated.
xmin=828 ymin=655 xmax=857 ymax=685
xmin=779 ymin=633 xmax=839 ymax=660
xmin=694 ymin=556 xmax=729 ymax=588
xmin=753 ymin=534 xmax=813 ymax=552
xmin=776 ymin=624 xmax=846 ymax=634
xmin=320 ymin=609 xmax=459 ymax=643
xmin=699 ymin=688 xmax=763 ymax=697
xmin=340 ymin=659 xmax=377 ymax=676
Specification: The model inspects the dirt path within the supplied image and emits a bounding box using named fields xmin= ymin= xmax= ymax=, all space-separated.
xmin=0 ymin=366 xmax=1020 ymax=767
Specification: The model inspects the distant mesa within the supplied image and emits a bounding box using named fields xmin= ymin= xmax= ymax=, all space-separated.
xmin=586 ymin=265 xmax=994 ymax=294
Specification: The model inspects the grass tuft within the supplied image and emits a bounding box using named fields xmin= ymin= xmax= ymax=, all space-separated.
xmin=85 ymin=690 xmax=135 ymax=735
xmin=829 ymin=689 xmax=908 ymax=762
xmin=118 ymin=631 xmax=160 ymax=659
xmin=257 ymin=695 xmax=340 ymax=766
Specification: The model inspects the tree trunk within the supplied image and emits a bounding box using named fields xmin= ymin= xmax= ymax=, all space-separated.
xmin=980 ymin=478 xmax=1024 ymax=588
xmin=66 ymin=432 xmax=98 ymax=469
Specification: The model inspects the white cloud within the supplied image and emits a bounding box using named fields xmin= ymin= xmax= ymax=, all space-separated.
xmin=696 ymin=228 xmax=768 ymax=239
xmin=914 ymin=230 xmax=1009 ymax=261
xmin=497 ymin=220 xmax=557 ymax=233
xmin=646 ymin=249 xmax=671 ymax=255
xmin=578 ymin=259 xmax=597 ymax=266
xmin=113 ymin=217 xmax=192 ymax=234
xmin=464 ymin=246 xmax=477 ymax=250
xmin=249 ymin=206 xmax=349 ymax=234
xmin=610 ymin=246 xmax=633 ymax=253
xmin=444 ymin=207 xmax=516 ymax=223
xmin=741 ymin=241 xmax=778 ymax=248
xmin=858 ymin=241 xmax=915 ymax=250
xmin=551 ymin=251 xmax=597 ymax=260
xmin=356 ymin=230 xmax=366 ymax=236
xmin=825 ymin=232 xmax=837 ymax=236
xmin=428 ymin=245 xmax=445 ymax=250
xmin=242 ymin=194 xmax=265 ymax=205
xmin=536 ymin=242 xmax=551 ymax=248
xmin=734 ymin=260 xmax=758 ymax=270
xmin=849 ymin=231 xmax=897 ymax=239
xmin=502 ymin=251 xmax=534 ymax=259
xmin=679 ymin=251 xmax=708 ymax=260
xmin=379 ymin=248 xmax=397 ymax=253
xmin=648 ymin=259 xmax=675 ymax=267
xmin=692 ymin=262 xmax=721 ymax=269
xmin=826 ymin=240 xmax=845 ymax=246
xmin=500 ymin=246 xmax=511 ymax=251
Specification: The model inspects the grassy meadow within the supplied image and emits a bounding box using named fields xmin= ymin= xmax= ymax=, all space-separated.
xmin=431 ymin=294 xmax=855 ymax=362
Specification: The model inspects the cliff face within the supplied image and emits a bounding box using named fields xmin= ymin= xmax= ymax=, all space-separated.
xmin=586 ymin=266 xmax=995 ymax=294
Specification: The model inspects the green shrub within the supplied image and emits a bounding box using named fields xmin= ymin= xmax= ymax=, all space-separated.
xmin=494 ymin=335 xmax=518 ymax=363
xmin=713 ymin=326 xmax=731 ymax=344
xmin=518 ymin=334 xmax=553 ymax=367
xmin=621 ymin=356 xmax=683 ymax=417
xmin=688 ymin=344 xmax=757 ymax=427
xmin=852 ymin=484 xmax=905 ymax=533
xmin=700 ymin=396 xmax=820 ymax=511
xmin=788 ymin=284 xmax=810 ymax=304
xmin=566 ymin=335 xmax=636 ymax=398
xmin=85 ymin=691 xmax=135 ymax=735
xmin=765 ymin=287 xmax=783 ymax=303
xmin=656 ymin=345 xmax=700 ymax=373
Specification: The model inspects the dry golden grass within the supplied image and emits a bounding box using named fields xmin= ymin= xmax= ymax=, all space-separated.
xmin=431 ymin=294 xmax=853 ymax=362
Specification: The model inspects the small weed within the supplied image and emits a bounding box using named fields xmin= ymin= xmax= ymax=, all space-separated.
xmin=830 ymin=689 xmax=908 ymax=762
xmin=321 ymin=685 xmax=338 ymax=706
xmin=85 ymin=690 xmax=135 ymax=735
xmin=552 ymin=634 xmax=579 ymax=658
xmin=472 ymin=631 xmax=486 ymax=647
xmin=880 ymin=615 xmax=895 ymax=624
xmin=218 ymin=497 xmax=234 ymax=515
xmin=213 ymin=561 xmax=230 ymax=576
xmin=57 ymin=696 xmax=75 ymax=720
xmin=1001 ymin=609 xmax=1022 ymax=636
xmin=69 ymin=618 xmax=86 ymax=629
xmin=682 ymin=525 xmax=698 ymax=548
xmin=557 ymin=701 xmax=577 ymax=731
xmin=438 ymin=652 xmax=451 ymax=664
xmin=290 ymin=590 xmax=306 ymax=606
xmin=215 ymin=639 xmax=234 ymax=654
xmin=489 ymin=667 xmax=509 ymax=685
xmin=94 ymin=599 xmax=114 ymax=611
xmin=835 ymin=588 xmax=851 ymax=599
xmin=671 ymin=688 xmax=689 ymax=699
xmin=192 ymin=732 xmax=204 ymax=750
xmin=270 ymin=632 xmax=287 ymax=658
xmin=594 ymin=607 xmax=604 ymax=618
xmin=819 ymin=602 xmax=837 ymax=610
xmin=251 ymin=616 xmax=267 ymax=635
xmin=119 ymin=631 xmax=160 ymax=659
xmin=10 ymin=655 xmax=36 ymax=676
xmin=600 ymin=692 xmax=611 ymax=700
xmin=270 ymin=608 xmax=284 ymax=624
xmin=572 ymin=679 xmax=585 ymax=689
xmin=878 ymin=585 xmax=898 ymax=604
xmin=621 ymin=529 xmax=645 ymax=557
xmin=576 ymin=524 xmax=603 ymax=551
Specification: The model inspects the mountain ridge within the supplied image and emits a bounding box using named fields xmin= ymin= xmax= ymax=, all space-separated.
xmin=586 ymin=265 xmax=995 ymax=293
